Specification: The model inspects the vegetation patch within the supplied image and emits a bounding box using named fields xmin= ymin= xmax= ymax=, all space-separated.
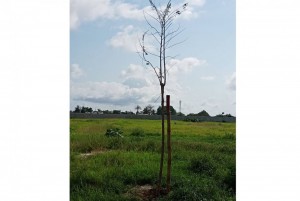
xmin=70 ymin=119 xmax=236 ymax=201
xmin=79 ymin=149 xmax=109 ymax=158
xmin=105 ymin=128 xmax=124 ymax=138
xmin=189 ymin=155 xmax=217 ymax=176
xmin=130 ymin=128 xmax=145 ymax=137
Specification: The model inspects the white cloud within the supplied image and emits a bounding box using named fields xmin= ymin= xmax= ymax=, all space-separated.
xmin=70 ymin=0 xmax=147 ymax=30
xmin=114 ymin=2 xmax=149 ymax=21
xmin=167 ymin=57 xmax=206 ymax=74
xmin=108 ymin=25 xmax=156 ymax=52
xmin=71 ymin=80 xmax=158 ymax=106
xmin=70 ymin=57 xmax=205 ymax=106
xmin=120 ymin=64 xmax=157 ymax=89
xmin=109 ymin=25 xmax=137 ymax=52
xmin=70 ymin=0 xmax=206 ymax=30
xmin=71 ymin=64 xmax=158 ymax=105
xmin=70 ymin=0 xmax=113 ymax=30
xmin=71 ymin=81 xmax=144 ymax=105
xmin=109 ymin=25 xmax=140 ymax=52
xmin=70 ymin=64 xmax=84 ymax=79
xmin=226 ymin=72 xmax=236 ymax=91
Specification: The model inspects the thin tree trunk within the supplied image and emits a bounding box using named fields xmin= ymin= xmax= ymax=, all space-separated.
xmin=142 ymin=0 xmax=187 ymax=196
xmin=157 ymin=84 xmax=165 ymax=194
xmin=166 ymin=95 xmax=171 ymax=193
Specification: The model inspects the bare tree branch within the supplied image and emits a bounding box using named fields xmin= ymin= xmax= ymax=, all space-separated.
xmin=165 ymin=28 xmax=185 ymax=46
xmin=166 ymin=38 xmax=187 ymax=50
xmin=143 ymin=11 xmax=161 ymax=35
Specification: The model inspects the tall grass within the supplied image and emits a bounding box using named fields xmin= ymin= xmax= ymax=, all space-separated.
xmin=70 ymin=119 xmax=236 ymax=201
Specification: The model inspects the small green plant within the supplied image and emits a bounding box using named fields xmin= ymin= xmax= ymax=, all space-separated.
xmin=105 ymin=128 xmax=124 ymax=138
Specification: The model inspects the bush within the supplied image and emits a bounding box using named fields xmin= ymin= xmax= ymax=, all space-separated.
xmin=105 ymin=128 xmax=124 ymax=138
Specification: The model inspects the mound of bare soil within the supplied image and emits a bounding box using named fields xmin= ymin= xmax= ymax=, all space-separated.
xmin=127 ymin=184 xmax=157 ymax=201
xmin=79 ymin=149 xmax=108 ymax=158
xmin=125 ymin=185 xmax=167 ymax=201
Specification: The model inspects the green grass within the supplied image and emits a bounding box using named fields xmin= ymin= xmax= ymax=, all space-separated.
xmin=70 ymin=119 xmax=236 ymax=201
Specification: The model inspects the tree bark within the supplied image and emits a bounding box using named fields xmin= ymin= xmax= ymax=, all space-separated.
xmin=166 ymin=95 xmax=171 ymax=193
xmin=157 ymin=84 xmax=165 ymax=193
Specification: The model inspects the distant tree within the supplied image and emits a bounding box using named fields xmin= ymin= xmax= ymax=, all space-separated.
xmin=74 ymin=105 xmax=93 ymax=113
xmin=177 ymin=112 xmax=185 ymax=116
xmin=143 ymin=105 xmax=155 ymax=115
xmin=198 ymin=110 xmax=210 ymax=116
xmin=81 ymin=106 xmax=93 ymax=113
xmin=113 ymin=110 xmax=121 ymax=114
xmin=74 ymin=105 xmax=81 ymax=113
xmin=215 ymin=112 xmax=234 ymax=117
xmin=122 ymin=111 xmax=134 ymax=115
xmin=103 ymin=110 xmax=112 ymax=114
xmin=152 ymin=109 xmax=156 ymax=115
xmin=157 ymin=106 xmax=176 ymax=115
xmin=135 ymin=105 xmax=141 ymax=114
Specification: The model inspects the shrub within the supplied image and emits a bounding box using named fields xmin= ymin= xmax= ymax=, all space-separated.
xmin=105 ymin=128 xmax=124 ymax=138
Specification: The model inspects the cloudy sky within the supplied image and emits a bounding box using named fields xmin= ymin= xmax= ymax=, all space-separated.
xmin=70 ymin=0 xmax=235 ymax=116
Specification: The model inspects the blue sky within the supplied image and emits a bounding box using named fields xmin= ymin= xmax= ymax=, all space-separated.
xmin=3 ymin=1 xmax=300 ymax=198
xmin=70 ymin=0 xmax=236 ymax=116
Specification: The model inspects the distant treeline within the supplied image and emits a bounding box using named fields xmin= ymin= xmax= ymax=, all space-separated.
xmin=71 ymin=105 xmax=235 ymax=118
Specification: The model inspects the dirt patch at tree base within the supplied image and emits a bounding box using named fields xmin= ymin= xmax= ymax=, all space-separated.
xmin=125 ymin=185 xmax=168 ymax=201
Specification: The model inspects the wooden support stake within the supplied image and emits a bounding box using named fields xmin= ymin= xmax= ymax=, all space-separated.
xmin=166 ymin=95 xmax=172 ymax=193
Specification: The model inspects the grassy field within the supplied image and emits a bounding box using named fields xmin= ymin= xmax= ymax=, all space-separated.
xmin=70 ymin=118 xmax=236 ymax=201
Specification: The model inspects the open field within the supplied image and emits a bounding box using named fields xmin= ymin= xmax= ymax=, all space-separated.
xmin=70 ymin=119 xmax=236 ymax=201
